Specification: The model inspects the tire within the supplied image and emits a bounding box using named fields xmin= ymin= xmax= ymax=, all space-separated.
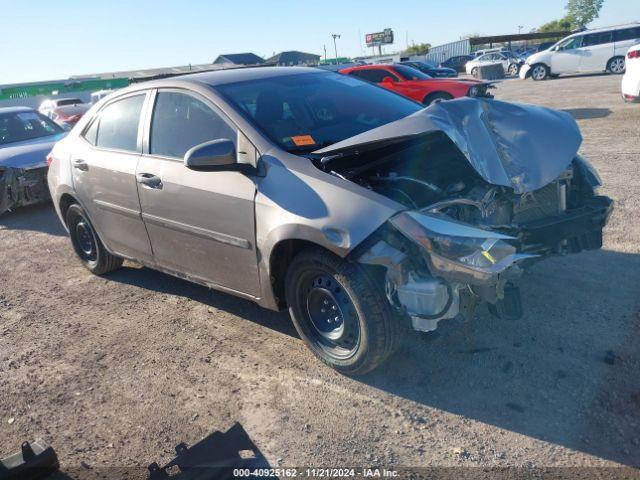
xmin=507 ymin=63 xmax=519 ymax=76
xmin=284 ymin=247 xmax=403 ymax=375
xmin=607 ymin=56 xmax=625 ymax=74
xmin=531 ymin=63 xmax=549 ymax=81
xmin=471 ymin=67 xmax=478 ymax=78
xmin=66 ymin=203 xmax=123 ymax=275
xmin=423 ymin=92 xmax=453 ymax=106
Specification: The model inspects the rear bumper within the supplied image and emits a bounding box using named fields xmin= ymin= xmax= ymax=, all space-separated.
xmin=507 ymin=196 xmax=613 ymax=255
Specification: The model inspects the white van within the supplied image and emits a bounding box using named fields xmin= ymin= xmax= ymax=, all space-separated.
xmin=520 ymin=23 xmax=640 ymax=80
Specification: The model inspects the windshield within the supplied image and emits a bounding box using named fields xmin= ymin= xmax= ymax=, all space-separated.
xmin=216 ymin=72 xmax=422 ymax=153
xmin=393 ymin=65 xmax=431 ymax=80
xmin=0 ymin=110 xmax=63 ymax=146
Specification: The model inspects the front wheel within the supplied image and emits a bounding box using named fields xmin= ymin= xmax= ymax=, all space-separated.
xmin=66 ymin=204 xmax=123 ymax=275
xmin=507 ymin=63 xmax=519 ymax=76
xmin=285 ymin=248 xmax=403 ymax=375
xmin=607 ymin=56 xmax=625 ymax=74
xmin=531 ymin=63 xmax=549 ymax=81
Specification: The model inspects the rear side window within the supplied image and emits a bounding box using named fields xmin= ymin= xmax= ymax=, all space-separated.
xmin=150 ymin=91 xmax=236 ymax=159
xmin=94 ymin=94 xmax=145 ymax=152
xmin=614 ymin=27 xmax=640 ymax=42
xmin=582 ymin=31 xmax=613 ymax=47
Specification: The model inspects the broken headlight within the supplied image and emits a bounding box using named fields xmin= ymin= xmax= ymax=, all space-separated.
xmin=390 ymin=211 xmax=521 ymax=273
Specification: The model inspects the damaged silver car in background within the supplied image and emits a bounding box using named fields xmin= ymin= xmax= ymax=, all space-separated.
xmin=47 ymin=68 xmax=612 ymax=375
xmin=1 ymin=107 xmax=65 ymax=214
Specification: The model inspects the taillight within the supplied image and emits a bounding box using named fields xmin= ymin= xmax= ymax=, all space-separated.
xmin=46 ymin=153 xmax=54 ymax=167
xmin=628 ymin=50 xmax=640 ymax=59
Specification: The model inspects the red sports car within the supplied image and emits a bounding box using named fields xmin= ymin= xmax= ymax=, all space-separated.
xmin=339 ymin=64 xmax=494 ymax=105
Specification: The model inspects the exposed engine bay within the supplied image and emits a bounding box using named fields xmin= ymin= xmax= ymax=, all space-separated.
xmin=317 ymin=130 xmax=612 ymax=333
xmin=0 ymin=166 xmax=51 ymax=215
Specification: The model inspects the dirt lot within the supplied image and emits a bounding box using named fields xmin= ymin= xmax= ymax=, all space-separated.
xmin=1 ymin=73 xmax=639 ymax=475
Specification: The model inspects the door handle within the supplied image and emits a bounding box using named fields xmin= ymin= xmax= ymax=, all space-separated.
xmin=73 ymin=159 xmax=88 ymax=171
xmin=136 ymin=173 xmax=163 ymax=189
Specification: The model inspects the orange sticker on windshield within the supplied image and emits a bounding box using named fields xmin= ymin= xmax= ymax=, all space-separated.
xmin=291 ymin=135 xmax=316 ymax=146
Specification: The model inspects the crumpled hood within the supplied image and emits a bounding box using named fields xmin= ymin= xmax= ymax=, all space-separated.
xmin=314 ymin=98 xmax=581 ymax=194
xmin=0 ymin=133 xmax=65 ymax=169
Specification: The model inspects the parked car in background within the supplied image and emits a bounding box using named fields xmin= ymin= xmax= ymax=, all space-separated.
xmin=400 ymin=61 xmax=458 ymax=77
xmin=339 ymin=64 xmax=493 ymax=105
xmin=0 ymin=107 xmax=66 ymax=214
xmin=91 ymin=90 xmax=114 ymax=104
xmin=520 ymin=23 xmax=640 ymax=81
xmin=439 ymin=55 xmax=474 ymax=73
xmin=474 ymin=47 xmax=510 ymax=57
xmin=51 ymin=103 xmax=91 ymax=130
xmin=38 ymin=98 xmax=83 ymax=118
xmin=466 ymin=52 xmax=523 ymax=76
xmin=622 ymin=44 xmax=640 ymax=102
xmin=47 ymin=67 xmax=612 ymax=375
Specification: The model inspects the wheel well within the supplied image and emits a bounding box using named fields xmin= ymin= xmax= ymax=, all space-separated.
xmin=607 ymin=56 xmax=624 ymax=67
xmin=423 ymin=91 xmax=453 ymax=105
xmin=269 ymin=239 xmax=332 ymax=309
xmin=59 ymin=194 xmax=78 ymax=225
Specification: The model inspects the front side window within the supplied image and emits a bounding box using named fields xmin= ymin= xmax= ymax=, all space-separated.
xmin=582 ymin=31 xmax=613 ymax=47
xmin=94 ymin=94 xmax=145 ymax=152
xmin=558 ymin=36 xmax=583 ymax=50
xmin=216 ymin=71 xmax=422 ymax=153
xmin=0 ymin=110 xmax=63 ymax=146
xmin=150 ymin=91 xmax=236 ymax=159
xmin=348 ymin=69 xmax=393 ymax=83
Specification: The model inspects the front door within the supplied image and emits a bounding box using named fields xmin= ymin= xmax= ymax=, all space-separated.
xmin=136 ymin=89 xmax=260 ymax=296
xmin=72 ymin=92 xmax=153 ymax=263
xmin=551 ymin=36 xmax=584 ymax=74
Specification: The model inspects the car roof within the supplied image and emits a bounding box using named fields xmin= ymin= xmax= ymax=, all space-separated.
xmin=341 ymin=64 xmax=393 ymax=72
xmin=566 ymin=22 xmax=640 ymax=37
xmin=129 ymin=66 xmax=326 ymax=90
xmin=0 ymin=106 xmax=35 ymax=114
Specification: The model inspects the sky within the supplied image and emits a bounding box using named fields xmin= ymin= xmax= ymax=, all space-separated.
xmin=1 ymin=0 xmax=637 ymax=84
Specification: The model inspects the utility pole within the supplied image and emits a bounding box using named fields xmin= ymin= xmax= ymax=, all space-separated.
xmin=518 ymin=25 xmax=523 ymax=34
xmin=323 ymin=45 xmax=327 ymax=63
xmin=331 ymin=34 xmax=341 ymax=64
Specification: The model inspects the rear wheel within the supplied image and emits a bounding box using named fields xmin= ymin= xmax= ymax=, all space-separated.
xmin=531 ymin=63 xmax=549 ymax=81
xmin=471 ymin=67 xmax=478 ymax=77
xmin=607 ymin=56 xmax=625 ymax=74
xmin=66 ymin=204 xmax=122 ymax=275
xmin=285 ymin=248 xmax=402 ymax=375
xmin=507 ymin=63 xmax=519 ymax=76
xmin=423 ymin=92 xmax=453 ymax=106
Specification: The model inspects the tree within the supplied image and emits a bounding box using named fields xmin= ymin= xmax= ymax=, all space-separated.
xmin=538 ymin=16 xmax=574 ymax=33
xmin=405 ymin=43 xmax=431 ymax=55
xmin=566 ymin=0 xmax=604 ymax=29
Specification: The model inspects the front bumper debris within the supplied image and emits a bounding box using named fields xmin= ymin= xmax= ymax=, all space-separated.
xmin=0 ymin=166 xmax=50 ymax=215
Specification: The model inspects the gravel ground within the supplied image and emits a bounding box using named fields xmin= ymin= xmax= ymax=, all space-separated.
xmin=1 ymin=73 xmax=639 ymax=475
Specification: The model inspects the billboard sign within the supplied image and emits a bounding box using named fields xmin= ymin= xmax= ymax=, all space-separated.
xmin=365 ymin=28 xmax=394 ymax=47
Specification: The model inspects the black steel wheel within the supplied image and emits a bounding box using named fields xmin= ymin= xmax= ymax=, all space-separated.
xmin=285 ymin=247 xmax=403 ymax=375
xmin=66 ymin=203 xmax=122 ymax=275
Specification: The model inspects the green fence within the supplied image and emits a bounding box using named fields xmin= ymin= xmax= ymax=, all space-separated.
xmin=0 ymin=78 xmax=130 ymax=100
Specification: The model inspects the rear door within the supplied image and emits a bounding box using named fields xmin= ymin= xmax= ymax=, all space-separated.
xmin=136 ymin=89 xmax=260 ymax=296
xmin=614 ymin=26 xmax=640 ymax=56
xmin=579 ymin=30 xmax=614 ymax=72
xmin=72 ymin=92 xmax=153 ymax=263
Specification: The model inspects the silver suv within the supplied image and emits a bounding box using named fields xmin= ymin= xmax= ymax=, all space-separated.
xmin=48 ymin=67 xmax=612 ymax=375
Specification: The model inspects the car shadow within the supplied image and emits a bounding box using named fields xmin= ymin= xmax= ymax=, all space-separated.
xmin=359 ymin=248 xmax=640 ymax=467
xmin=0 ymin=203 xmax=67 ymax=236
xmin=562 ymin=108 xmax=612 ymax=120
xmin=105 ymin=265 xmax=297 ymax=339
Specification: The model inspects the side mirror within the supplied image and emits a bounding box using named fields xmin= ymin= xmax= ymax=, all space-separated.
xmin=382 ymin=76 xmax=395 ymax=83
xmin=184 ymin=139 xmax=236 ymax=171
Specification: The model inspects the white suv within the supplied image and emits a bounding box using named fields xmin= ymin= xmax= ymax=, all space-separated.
xmin=622 ymin=44 xmax=640 ymax=102
xmin=520 ymin=23 xmax=640 ymax=81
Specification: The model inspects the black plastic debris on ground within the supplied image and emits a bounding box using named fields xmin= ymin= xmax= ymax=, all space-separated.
xmin=148 ymin=423 xmax=272 ymax=480
xmin=0 ymin=439 xmax=59 ymax=480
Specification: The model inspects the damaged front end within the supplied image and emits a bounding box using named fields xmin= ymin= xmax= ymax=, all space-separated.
xmin=315 ymin=98 xmax=613 ymax=332
xmin=0 ymin=166 xmax=51 ymax=215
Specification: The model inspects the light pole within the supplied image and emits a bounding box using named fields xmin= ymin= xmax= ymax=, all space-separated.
xmin=517 ymin=25 xmax=523 ymax=34
xmin=331 ymin=34 xmax=341 ymax=64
